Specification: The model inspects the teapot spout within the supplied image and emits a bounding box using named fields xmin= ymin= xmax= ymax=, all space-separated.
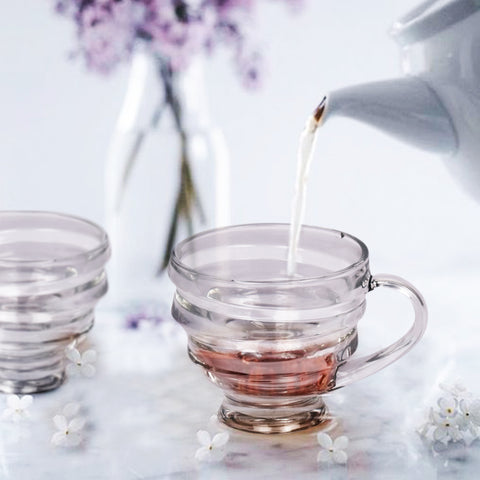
xmin=323 ymin=77 xmax=457 ymax=155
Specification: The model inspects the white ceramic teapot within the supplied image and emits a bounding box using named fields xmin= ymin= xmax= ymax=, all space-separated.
xmin=322 ymin=0 xmax=480 ymax=200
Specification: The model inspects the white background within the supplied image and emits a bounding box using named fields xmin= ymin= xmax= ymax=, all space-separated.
xmin=1 ymin=0 xmax=480 ymax=286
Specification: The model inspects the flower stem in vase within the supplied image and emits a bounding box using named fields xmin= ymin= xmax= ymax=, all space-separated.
xmin=115 ymin=100 xmax=166 ymax=211
xmin=157 ymin=60 xmax=206 ymax=273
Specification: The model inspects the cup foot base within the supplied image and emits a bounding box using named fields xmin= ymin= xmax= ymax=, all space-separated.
xmin=0 ymin=373 xmax=65 ymax=394
xmin=219 ymin=398 xmax=328 ymax=434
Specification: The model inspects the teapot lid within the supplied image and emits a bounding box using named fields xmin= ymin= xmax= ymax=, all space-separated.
xmin=390 ymin=0 xmax=480 ymax=45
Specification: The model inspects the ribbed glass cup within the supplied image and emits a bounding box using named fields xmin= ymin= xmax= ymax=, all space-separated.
xmin=169 ymin=224 xmax=427 ymax=434
xmin=0 ymin=211 xmax=110 ymax=393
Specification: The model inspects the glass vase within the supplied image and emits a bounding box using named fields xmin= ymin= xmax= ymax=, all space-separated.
xmin=105 ymin=51 xmax=229 ymax=313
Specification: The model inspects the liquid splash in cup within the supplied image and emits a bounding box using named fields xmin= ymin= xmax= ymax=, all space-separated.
xmin=168 ymin=223 xmax=427 ymax=434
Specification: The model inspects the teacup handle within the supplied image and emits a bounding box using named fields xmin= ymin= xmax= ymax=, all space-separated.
xmin=333 ymin=274 xmax=427 ymax=390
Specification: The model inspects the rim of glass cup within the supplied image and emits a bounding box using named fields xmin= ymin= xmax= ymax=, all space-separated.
xmin=170 ymin=223 xmax=369 ymax=286
xmin=0 ymin=210 xmax=110 ymax=268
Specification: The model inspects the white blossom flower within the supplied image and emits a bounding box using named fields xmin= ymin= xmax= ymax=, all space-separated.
xmin=317 ymin=433 xmax=349 ymax=465
xmin=3 ymin=395 xmax=33 ymax=422
xmin=51 ymin=414 xmax=86 ymax=447
xmin=437 ymin=396 xmax=457 ymax=417
xmin=418 ymin=381 xmax=480 ymax=447
xmin=458 ymin=399 xmax=480 ymax=434
xmin=431 ymin=411 xmax=463 ymax=443
xmin=65 ymin=347 xmax=96 ymax=377
xmin=195 ymin=430 xmax=229 ymax=463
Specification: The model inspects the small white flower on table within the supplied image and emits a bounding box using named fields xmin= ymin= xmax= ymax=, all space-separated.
xmin=458 ymin=399 xmax=480 ymax=435
xmin=418 ymin=380 xmax=480 ymax=446
xmin=431 ymin=410 xmax=463 ymax=443
xmin=317 ymin=433 xmax=349 ymax=465
xmin=65 ymin=347 xmax=96 ymax=378
xmin=195 ymin=430 xmax=230 ymax=463
xmin=3 ymin=395 xmax=33 ymax=422
xmin=437 ymin=396 xmax=457 ymax=417
xmin=51 ymin=414 xmax=85 ymax=447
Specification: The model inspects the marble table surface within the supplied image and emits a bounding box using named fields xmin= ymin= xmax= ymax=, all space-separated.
xmin=1 ymin=274 xmax=479 ymax=479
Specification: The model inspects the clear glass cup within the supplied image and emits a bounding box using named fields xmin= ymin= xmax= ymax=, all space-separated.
xmin=0 ymin=211 xmax=110 ymax=393
xmin=169 ymin=224 xmax=427 ymax=434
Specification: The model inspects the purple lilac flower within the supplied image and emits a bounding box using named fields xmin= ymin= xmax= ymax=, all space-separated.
xmin=54 ymin=0 xmax=304 ymax=87
xmin=237 ymin=49 xmax=263 ymax=89
xmin=125 ymin=302 xmax=168 ymax=329
xmin=143 ymin=0 xmax=216 ymax=70
xmin=78 ymin=1 xmax=146 ymax=73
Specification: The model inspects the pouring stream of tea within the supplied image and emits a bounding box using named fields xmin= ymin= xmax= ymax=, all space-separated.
xmin=287 ymin=98 xmax=326 ymax=276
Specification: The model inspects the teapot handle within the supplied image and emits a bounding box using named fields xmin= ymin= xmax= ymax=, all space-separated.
xmin=333 ymin=274 xmax=427 ymax=390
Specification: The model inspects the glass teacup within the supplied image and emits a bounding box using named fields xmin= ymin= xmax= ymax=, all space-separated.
xmin=169 ymin=224 xmax=427 ymax=434
xmin=0 ymin=211 xmax=110 ymax=393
